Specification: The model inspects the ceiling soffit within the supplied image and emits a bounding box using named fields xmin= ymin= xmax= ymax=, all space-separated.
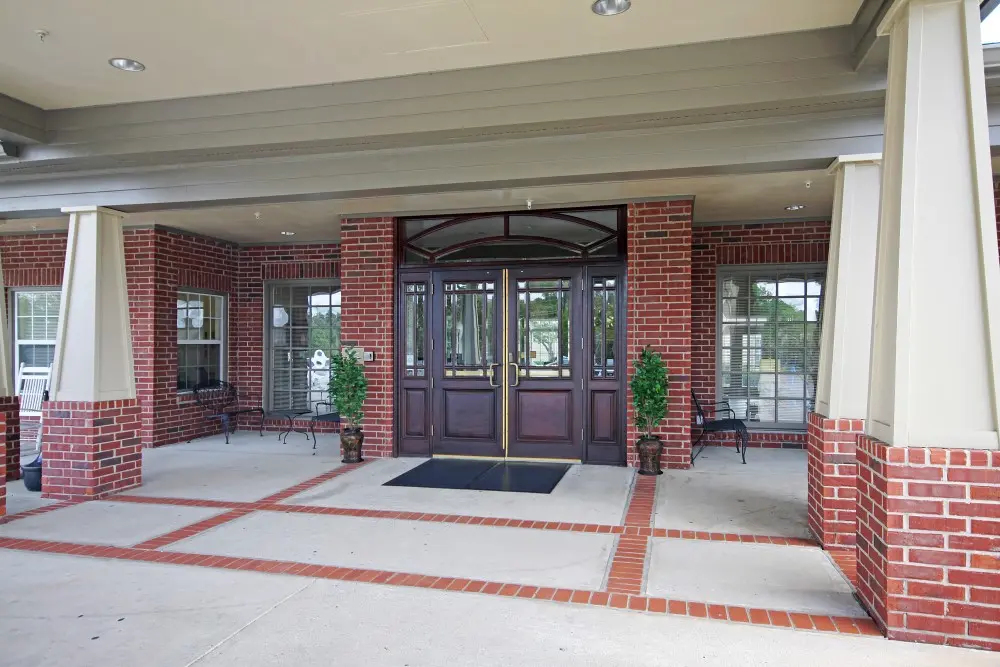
xmin=0 ymin=0 xmax=865 ymax=109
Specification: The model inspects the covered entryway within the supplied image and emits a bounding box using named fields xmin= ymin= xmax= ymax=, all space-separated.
xmin=396 ymin=208 xmax=626 ymax=464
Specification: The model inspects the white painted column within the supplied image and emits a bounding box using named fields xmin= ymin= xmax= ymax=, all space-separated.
xmin=815 ymin=155 xmax=882 ymax=420
xmin=51 ymin=207 xmax=135 ymax=402
xmin=868 ymin=0 xmax=1000 ymax=448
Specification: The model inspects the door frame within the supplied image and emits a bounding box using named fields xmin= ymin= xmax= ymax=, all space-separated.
xmin=395 ymin=259 xmax=627 ymax=464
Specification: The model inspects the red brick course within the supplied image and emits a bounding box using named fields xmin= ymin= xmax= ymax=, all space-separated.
xmin=807 ymin=412 xmax=862 ymax=548
xmin=856 ymin=436 xmax=1000 ymax=650
xmin=340 ymin=217 xmax=395 ymax=459
xmin=41 ymin=399 xmax=142 ymax=500
xmin=0 ymin=396 xmax=19 ymax=481
xmin=0 ymin=410 xmax=5 ymax=516
xmin=626 ymin=201 xmax=693 ymax=469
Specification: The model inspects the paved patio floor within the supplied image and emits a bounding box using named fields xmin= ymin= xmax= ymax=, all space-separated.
xmin=0 ymin=435 xmax=993 ymax=666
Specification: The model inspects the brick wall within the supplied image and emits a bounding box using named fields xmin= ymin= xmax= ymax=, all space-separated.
xmin=231 ymin=243 xmax=342 ymax=433
xmin=626 ymin=201 xmax=693 ymax=469
xmin=691 ymin=220 xmax=831 ymax=450
xmin=856 ymin=436 xmax=1000 ymax=651
xmin=340 ymin=217 xmax=394 ymax=459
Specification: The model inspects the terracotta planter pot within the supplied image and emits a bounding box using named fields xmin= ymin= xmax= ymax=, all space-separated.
xmin=340 ymin=427 xmax=365 ymax=464
xmin=636 ymin=436 xmax=663 ymax=476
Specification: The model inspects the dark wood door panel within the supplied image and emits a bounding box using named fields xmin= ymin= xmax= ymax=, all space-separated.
xmin=443 ymin=389 xmax=498 ymax=440
xmin=403 ymin=388 xmax=428 ymax=438
xmin=590 ymin=390 xmax=619 ymax=443
xmin=514 ymin=390 xmax=573 ymax=442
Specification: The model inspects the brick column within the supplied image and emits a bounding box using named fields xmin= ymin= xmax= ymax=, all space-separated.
xmin=856 ymin=438 xmax=1000 ymax=650
xmin=43 ymin=207 xmax=142 ymax=500
xmin=339 ymin=217 xmax=394 ymax=459
xmin=0 ymin=411 xmax=6 ymax=516
xmin=806 ymin=413 xmax=862 ymax=547
xmin=42 ymin=400 xmax=142 ymax=500
xmin=625 ymin=200 xmax=692 ymax=469
xmin=0 ymin=396 xmax=19 ymax=481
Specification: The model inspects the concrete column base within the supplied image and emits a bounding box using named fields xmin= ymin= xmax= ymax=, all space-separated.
xmin=41 ymin=399 xmax=142 ymax=500
xmin=0 ymin=396 xmax=19 ymax=481
xmin=856 ymin=435 xmax=1000 ymax=651
xmin=806 ymin=412 xmax=862 ymax=548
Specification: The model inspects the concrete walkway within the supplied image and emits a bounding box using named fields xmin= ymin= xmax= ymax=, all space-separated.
xmin=0 ymin=435 xmax=992 ymax=666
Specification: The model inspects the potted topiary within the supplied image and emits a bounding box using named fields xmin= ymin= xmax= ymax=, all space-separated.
xmin=329 ymin=348 xmax=368 ymax=464
xmin=630 ymin=346 xmax=669 ymax=475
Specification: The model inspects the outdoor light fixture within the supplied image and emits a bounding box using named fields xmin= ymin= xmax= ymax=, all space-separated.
xmin=280 ymin=231 xmax=296 ymax=236
xmin=109 ymin=57 xmax=145 ymax=72
xmin=592 ymin=0 xmax=631 ymax=16
xmin=785 ymin=204 xmax=807 ymax=211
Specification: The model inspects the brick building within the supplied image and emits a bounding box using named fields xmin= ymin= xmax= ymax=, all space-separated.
xmin=0 ymin=0 xmax=997 ymax=652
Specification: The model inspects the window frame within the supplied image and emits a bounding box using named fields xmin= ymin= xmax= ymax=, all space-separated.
xmin=714 ymin=263 xmax=825 ymax=432
xmin=263 ymin=279 xmax=342 ymax=414
xmin=10 ymin=287 xmax=61 ymax=373
xmin=176 ymin=289 xmax=227 ymax=394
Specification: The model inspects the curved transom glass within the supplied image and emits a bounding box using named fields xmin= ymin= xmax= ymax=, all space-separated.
xmin=399 ymin=208 xmax=624 ymax=265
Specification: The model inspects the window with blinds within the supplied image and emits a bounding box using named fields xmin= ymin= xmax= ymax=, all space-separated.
xmin=717 ymin=266 xmax=824 ymax=429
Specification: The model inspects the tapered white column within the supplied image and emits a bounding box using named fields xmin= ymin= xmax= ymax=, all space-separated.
xmin=867 ymin=0 xmax=1000 ymax=449
xmin=51 ymin=206 xmax=135 ymax=402
xmin=815 ymin=155 xmax=881 ymax=420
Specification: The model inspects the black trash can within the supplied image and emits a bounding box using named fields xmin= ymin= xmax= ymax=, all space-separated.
xmin=21 ymin=453 xmax=42 ymax=493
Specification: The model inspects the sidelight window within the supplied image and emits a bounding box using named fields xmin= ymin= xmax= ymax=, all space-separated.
xmin=592 ymin=277 xmax=617 ymax=378
xmin=403 ymin=283 xmax=427 ymax=377
xmin=717 ymin=266 xmax=824 ymax=429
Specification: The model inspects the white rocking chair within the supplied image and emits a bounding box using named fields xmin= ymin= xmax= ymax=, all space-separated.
xmin=16 ymin=363 xmax=51 ymax=453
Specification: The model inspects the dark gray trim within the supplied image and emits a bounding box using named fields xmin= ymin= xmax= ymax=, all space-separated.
xmin=851 ymin=0 xmax=893 ymax=70
xmin=984 ymin=0 xmax=1000 ymax=20
xmin=0 ymin=93 xmax=45 ymax=144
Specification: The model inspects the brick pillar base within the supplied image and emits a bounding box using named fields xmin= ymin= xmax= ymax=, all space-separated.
xmin=856 ymin=435 xmax=1000 ymax=651
xmin=0 ymin=396 xmax=19 ymax=481
xmin=41 ymin=400 xmax=143 ymax=500
xmin=0 ymin=410 xmax=6 ymax=516
xmin=806 ymin=412 xmax=862 ymax=548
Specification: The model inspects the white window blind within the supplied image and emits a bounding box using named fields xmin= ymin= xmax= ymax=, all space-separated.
xmin=717 ymin=267 xmax=824 ymax=429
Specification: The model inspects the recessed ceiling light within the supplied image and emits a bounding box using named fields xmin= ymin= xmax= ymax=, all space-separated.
xmin=592 ymin=0 xmax=631 ymax=16
xmin=109 ymin=57 xmax=145 ymax=72
xmin=785 ymin=204 xmax=807 ymax=211
xmin=280 ymin=231 xmax=296 ymax=236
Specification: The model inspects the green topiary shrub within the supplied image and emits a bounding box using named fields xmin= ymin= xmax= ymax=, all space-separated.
xmin=630 ymin=346 xmax=669 ymax=440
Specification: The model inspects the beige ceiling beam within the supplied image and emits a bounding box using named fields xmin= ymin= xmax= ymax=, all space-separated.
xmin=0 ymin=108 xmax=886 ymax=214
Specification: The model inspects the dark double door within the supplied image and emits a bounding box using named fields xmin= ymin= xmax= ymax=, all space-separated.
xmin=416 ymin=265 xmax=623 ymax=462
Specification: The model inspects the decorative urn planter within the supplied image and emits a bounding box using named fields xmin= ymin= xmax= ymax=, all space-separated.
xmin=636 ymin=436 xmax=663 ymax=475
xmin=340 ymin=427 xmax=365 ymax=464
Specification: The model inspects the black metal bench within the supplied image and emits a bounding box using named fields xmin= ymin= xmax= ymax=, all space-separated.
xmin=309 ymin=401 xmax=342 ymax=455
xmin=191 ymin=381 xmax=265 ymax=444
xmin=691 ymin=390 xmax=748 ymax=465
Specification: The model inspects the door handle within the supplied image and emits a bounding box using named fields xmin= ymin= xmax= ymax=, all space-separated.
xmin=509 ymin=362 xmax=521 ymax=387
xmin=488 ymin=363 xmax=500 ymax=388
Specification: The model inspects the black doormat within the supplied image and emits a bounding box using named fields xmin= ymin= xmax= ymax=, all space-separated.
xmin=384 ymin=459 xmax=570 ymax=494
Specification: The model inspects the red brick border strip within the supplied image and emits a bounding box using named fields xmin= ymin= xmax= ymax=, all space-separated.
xmin=606 ymin=475 xmax=657 ymax=594
xmin=107 ymin=494 xmax=820 ymax=548
xmin=0 ymin=501 xmax=78 ymax=526
xmin=0 ymin=535 xmax=881 ymax=637
xmin=133 ymin=508 xmax=256 ymax=550
xmin=255 ymin=460 xmax=371 ymax=504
